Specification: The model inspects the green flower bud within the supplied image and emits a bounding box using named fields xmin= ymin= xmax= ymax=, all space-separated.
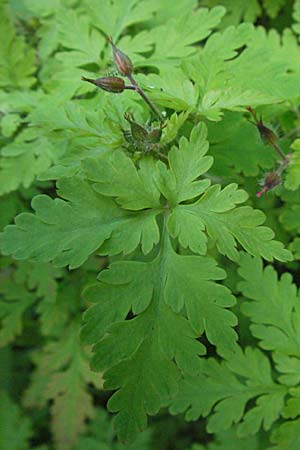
xmin=146 ymin=123 xmax=166 ymax=144
xmin=109 ymin=37 xmax=133 ymax=76
xmin=124 ymin=112 xmax=148 ymax=142
xmin=81 ymin=76 xmax=125 ymax=93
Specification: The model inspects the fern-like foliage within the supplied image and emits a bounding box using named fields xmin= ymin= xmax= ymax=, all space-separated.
xmin=0 ymin=123 xmax=292 ymax=441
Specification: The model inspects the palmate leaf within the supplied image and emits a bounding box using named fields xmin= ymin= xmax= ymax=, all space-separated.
xmin=145 ymin=6 xmax=225 ymax=64
xmin=183 ymin=23 xmax=300 ymax=121
xmin=82 ymin=231 xmax=236 ymax=442
xmin=167 ymin=183 xmax=291 ymax=262
xmin=0 ymin=122 xmax=292 ymax=442
xmin=1 ymin=123 xmax=291 ymax=267
xmin=171 ymin=346 xmax=287 ymax=437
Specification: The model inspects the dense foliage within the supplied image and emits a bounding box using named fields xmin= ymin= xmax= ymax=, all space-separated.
xmin=1 ymin=0 xmax=300 ymax=449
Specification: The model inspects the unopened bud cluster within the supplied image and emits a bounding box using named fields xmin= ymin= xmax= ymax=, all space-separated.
xmin=122 ymin=112 xmax=165 ymax=153
xmin=81 ymin=38 xmax=133 ymax=95
xmin=81 ymin=38 xmax=161 ymax=120
xmin=256 ymin=171 xmax=281 ymax=198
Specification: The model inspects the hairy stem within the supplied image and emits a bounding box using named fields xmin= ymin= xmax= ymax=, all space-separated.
xmin=127 ymin=74 xmax=163 ymax=120
xmin=273 ymin=143 xmax=288 ymax=162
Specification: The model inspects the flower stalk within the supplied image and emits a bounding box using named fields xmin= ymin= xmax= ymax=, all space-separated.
xmin=82 ymin=39 xmax=162 ymax=120
xmin=247 ymin=106 xmax=288 ymax=163
xmin=247 ymin=107 xmax=291 ymax=197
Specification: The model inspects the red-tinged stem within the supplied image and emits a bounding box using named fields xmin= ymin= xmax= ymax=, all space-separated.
xmin=273 ymin=143 xmax=288 ymax=162
xmin=127 ymin=74 xmax=163 ymax=120
xmin=276 ymin=156 xmax=290 ymax=175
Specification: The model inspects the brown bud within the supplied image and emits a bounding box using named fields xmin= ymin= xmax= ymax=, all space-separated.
xmin=81 ymin=76 xmax=125 ymax=93
xmin=247 ymin=107 xmax=278 ymax=146
xmin=256 ymin=171 xmax=281 ymax=198
xmin=109 ymin=37 xmax=133 ymax=76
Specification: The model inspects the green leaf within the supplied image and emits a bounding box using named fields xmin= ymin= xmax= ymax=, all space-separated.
xmin=0 ymin=278 xmax=35 ymax=347
xmin=0 ymin=4 xmax=36 ymax=89
xmin=0 ymin=113 xmax=21 ymax=137
xmin=145 ymin=6 xmax=225 ymax=65
xmin=161 ymin=111 xmax=190 ymax=145
xmin=138 ymin=69 xmax=198 ymax=111
xmin=0 ymin=177 xmax=160 ymax=268
xmin=262 ymin=0 xmax=285 ymax=18
xmin=201 ymin=0 xmax=261 ymax=27
xmin=83 ymin=152 xmax=161 ymax=210
xmin=238 ymin=253 xmax=300 ymax=357
xmin=0 ymin=392 xmax=32 ymax=450
xmin=0 ymin=260 xmax=62 ymax=346
xmin=0 ymin=136 xmax=56 ymax=196
xmin=207 ymin=112 xmax=277 ymax=177
xmin=293 ymin=0 xmax=300 ymax=35
xmin=168 ymin=184 xmax=292 ymax=262
xmin=187 ymin=427 xmax=264 ymax=450
xmin=270 ymin=420 xmax=300 ymax=450
xmin=280 ymin=189 xmax=300 ymax=233
xmin=82 ymin=230 xmax=237 ymax=441
xmin=14 ymin=261 xmax=62 ymax=303
xmin=284 ymin=139 xmax=300 ymax=191
xmin=24 ymin=322 xmax=102 ymax=450
xmin=184 ymin=23 xmax=299 ymax=120
xmin=55 ymin=8 xmax=104 ymax=66
xmin=87 ymin=0 xmax=158 ymax=41
xmin=155 ymin=123 xmax=212 ymax=205
xmin=171 ymin=347 xmax=287 ymax=436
